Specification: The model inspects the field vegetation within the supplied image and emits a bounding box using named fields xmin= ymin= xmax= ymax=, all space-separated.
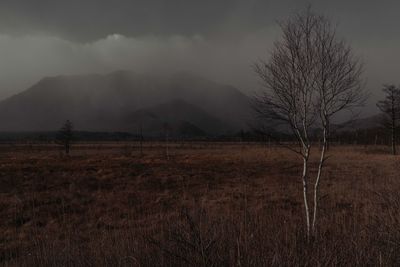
xmin=1 ymin=142 xmax=400 ymax=266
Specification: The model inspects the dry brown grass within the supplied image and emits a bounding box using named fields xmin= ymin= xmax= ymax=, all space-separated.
xmin=1 ymin=142 xmax=400 ymax=266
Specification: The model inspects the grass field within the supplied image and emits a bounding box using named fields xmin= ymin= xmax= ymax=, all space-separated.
xmin=1 ymin=142 xmax=400 ymax=266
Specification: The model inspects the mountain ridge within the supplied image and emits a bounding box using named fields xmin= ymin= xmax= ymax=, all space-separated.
xmin=0 ymin=71 xmax=252 ymax=136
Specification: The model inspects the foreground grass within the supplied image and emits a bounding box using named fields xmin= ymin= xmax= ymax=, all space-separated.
xmin=1 ymin=143 xmax=399 ymax=266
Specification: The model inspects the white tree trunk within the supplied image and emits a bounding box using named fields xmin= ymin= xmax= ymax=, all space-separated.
xmin=302 ymin=152 xmax=311 ymax=237
xmin=312 ymin=127 xmax=327 ymax=233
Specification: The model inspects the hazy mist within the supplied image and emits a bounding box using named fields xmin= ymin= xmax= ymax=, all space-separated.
xmin=0 ymin=0 xmax=399 ymax=116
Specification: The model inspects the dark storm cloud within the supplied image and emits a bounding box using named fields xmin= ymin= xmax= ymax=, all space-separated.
xmin=0 ymin=0 xmax=269 ymax=41
xmin=1 ymin=0 xmax=398 ymax=42
xmin=0 ymin=0 xmax=399 ymax=115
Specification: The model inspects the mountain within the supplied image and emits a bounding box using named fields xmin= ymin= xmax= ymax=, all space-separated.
xmin=114 ymin=98 xmax=229 ymax=136
xmin=0 ymin=71 xmax=252 ymax=136
xmin=333 ymin=114 xmax=383 ymax=132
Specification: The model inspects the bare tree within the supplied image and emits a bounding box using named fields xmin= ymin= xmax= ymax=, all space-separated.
xmin=311 ymin=12 xmax=365 ymax=232
xmin=253 ymin=8 xmax=318 ymax=237
xmin=138 ymin=123 xmax=144 ymax=157
xmin=163 ymin=122 xmax=171 ymax=160
xmin=57 ymin=120 xmax=73 ymax=155
xmin=253 ymin=7 xmax=365 ymax=237
xmin=377 ymin=85 xmax=400 ymax=155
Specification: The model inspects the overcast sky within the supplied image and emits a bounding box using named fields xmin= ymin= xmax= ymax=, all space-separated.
xmin=0 ymin=0 xmax=399 ymax=115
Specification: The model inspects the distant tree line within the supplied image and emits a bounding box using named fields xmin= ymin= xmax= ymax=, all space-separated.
xmin=376 ymin=84 xmax=400 ymax=155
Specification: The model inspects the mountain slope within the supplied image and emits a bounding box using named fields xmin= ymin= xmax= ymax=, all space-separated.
xmin=0 ymin=71 xmax=251 ymax=134
xmin=114 ymin=99 xmax=228 ymax=136
xmin=333 ymin=114 xmax=383 ymax=132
